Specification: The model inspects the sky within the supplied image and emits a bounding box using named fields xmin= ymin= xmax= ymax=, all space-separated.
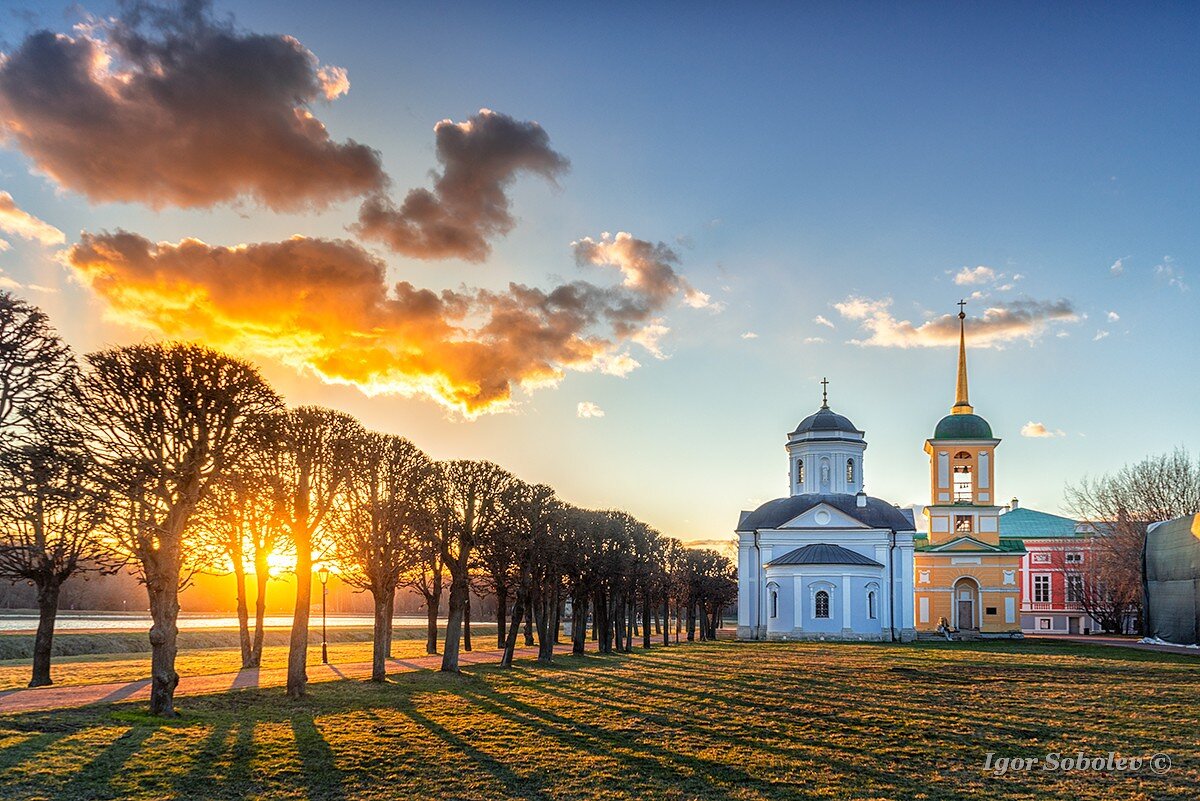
xmin=0 ymin=1 xmax=1196 ymax=550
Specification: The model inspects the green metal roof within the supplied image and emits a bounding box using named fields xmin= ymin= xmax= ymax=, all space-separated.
xmin=998 ymin=507 xmax=1081 ymax=539
xmin=933 ymin=412 xmax=993 ymax=440
xmin=911 ymin=534 xmax=1026 ymax=553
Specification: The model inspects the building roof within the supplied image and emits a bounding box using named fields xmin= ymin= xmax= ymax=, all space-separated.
xmin=998 ymin=507 xmax=1082 ymax=539
xmin=767 ymin=542 xmax=883 ymax=567
xmin=790 ymin=405 xmax=862 ymax=437
xmin=739 ymin=493 xmax=915 ymax=533
xmin=912 ymin=533 xmax=1027 ymax=553
xmin=932 ymin=412 xmax=993 ymax=440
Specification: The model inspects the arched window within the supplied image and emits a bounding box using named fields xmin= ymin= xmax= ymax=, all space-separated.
xmin=797 ymin=459 xmax=804 ymax=483
xmin=814 ymin=590 xmax=830 ymax=619
xmin=770 ymin=589 xmax=778 ymax=619
xmin=952 ymin=451 xmax=973 ymax=503
xmin=868 ymin=591 xmax=877 ymax=620
xmin=846 ymin=458 xmax=855 ymax=484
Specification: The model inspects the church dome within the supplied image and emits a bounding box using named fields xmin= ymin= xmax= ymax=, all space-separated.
xmin=790 ymin=406 xmax=861 ymax=437
xmin=933 ymin=412 xmax=993 ymax=440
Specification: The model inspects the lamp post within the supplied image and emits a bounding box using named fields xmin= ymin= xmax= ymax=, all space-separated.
xmin=318 ymin=565 xmax=330 ymax=664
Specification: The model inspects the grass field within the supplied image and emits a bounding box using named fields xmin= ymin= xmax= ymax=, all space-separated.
xmin=0 ymin=640 xmax=1196 ymax=800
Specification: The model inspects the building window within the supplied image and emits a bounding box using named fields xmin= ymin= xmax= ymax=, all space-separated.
xmin=952 ymin=451 xmax=973 ymax=503
xmin=1038 ymin=618 xmax=1051 ymax=630
xmin=868 ymin=591 xmax=877 ymax=620
xmin=1065 ymin=552 xmax=1083 ymax=564
xmin=1066 ymin=574 xmax=1083 ymax=603
xmin=1033 ymin=574 xmax=1051 ymax=603
xmin=797 ymin=460 xmax=804 ymax=483
xmin=846 ymin=459 xmax=855 ymax=483
xmin=1031 ymin=552 xmax=1051 ymax=564
xmin=985 ymin=607 xmax=997 ymax=616
xmin=814 ymin=590 xmax=830 ymax=619
xmin=955 ymin=515 xmax=973 ymax=533
xmin=770 ymin=590 xmax=778 ymax=619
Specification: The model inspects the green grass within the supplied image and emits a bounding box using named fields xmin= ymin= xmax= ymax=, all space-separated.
xmin=0 ymin=640 xmax=1196 ymax=799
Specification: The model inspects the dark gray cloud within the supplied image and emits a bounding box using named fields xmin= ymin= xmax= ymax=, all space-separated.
xmin=0 ymin=0 xmax=385 ymax=210
xmin=356 ymin=109 xmax=569 ymax=262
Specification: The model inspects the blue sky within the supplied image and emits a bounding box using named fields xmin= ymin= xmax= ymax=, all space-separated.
xmin=1 ymin=1 xmax=1196 ymax=547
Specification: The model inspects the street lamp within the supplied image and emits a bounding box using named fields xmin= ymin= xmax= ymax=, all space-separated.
xmin=318 ymin=564 xmax=330 ymax=664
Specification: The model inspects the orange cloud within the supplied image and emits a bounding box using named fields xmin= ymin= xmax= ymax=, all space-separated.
xmin=0 ymin=191 xmax=64 ymax=247
xmin=0 ymin=2 xmax=384 ymax=210
xmin=833 ymin=296 xmax=1078 ymax=348
xmin=66 ymin=231 xmax=701 ymax=415
xmin=356 ymin=109 xmax=568 ymax=262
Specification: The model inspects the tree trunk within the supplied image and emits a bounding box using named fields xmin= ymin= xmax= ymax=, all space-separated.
xmin=383 ymin=589 xmax=395 ymax=659
xmin=572 ymin=592 xmax=587 ymax=655
xmin=424 ymin=594 xmax=439 ymax=654
xmin=287 ymin=535 xmax=312 ymax=699
xmin=642 ymin=590 xmax=652 ymax=649
xmin=371 ymin=590 xmax=388 ymax=682
xmin=29 ymin=579 xmax=60 ymax=688
xmin=233 ymin=547 xmax=252 ymax=668
xmin=662 ymin=597 xmax=670 ymax=646
xmin=537 ymin=587 xmax=554 ymax=663
xmin=686 ymin=600 xmax=696 ymax=642
xmin=463 ymin=592 xmax=473 ymax=652
xmin=495 ymin=585 xmax=508 ymax=649
xmin=250 ymin=554 xmax=269 ymax=667
xmin=441 ymin=573 xmax=468 ymax=672
xmin=552 ymin=587 xmax=563 ymax=644
xmin=523 ymin=604 xmax=535 ymax=646
xmin=147 ymin=573 xmax=181 ymax=716
xmin=501 ymin=586 xmax=527 ymax=667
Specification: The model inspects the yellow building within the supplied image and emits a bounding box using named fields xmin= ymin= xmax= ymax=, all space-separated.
xmin=913 ymin=304 xmax=1025 ymax=636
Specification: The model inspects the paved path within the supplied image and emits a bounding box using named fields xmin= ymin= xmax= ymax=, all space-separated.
xmin=0 ymin=644 xmax=573 ymax=715
xmin=1027 ymin=633 xmax=1200 ymax=656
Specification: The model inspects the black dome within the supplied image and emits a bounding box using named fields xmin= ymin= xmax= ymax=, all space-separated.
xmin=739 ymin=493 xmax=915 ymax=533
xmin=791 ymin=406 xmax=861 ymax=436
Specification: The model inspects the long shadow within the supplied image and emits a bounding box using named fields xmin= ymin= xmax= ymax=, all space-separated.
xmin=290 ymin=714 xmax=345 ymax=801
xmin=0 ymin=729 xmax=74 ymax=774
xmin=393 ymin=694 xmax=552 ymax=801
xmin=229 ymin=668 xmax=260 ymax=690
xmin=96 ymin=678 xmax=151 ymax=704
xmin=60 ymin=724 xmax=157 ymax=799
xmin=176 ymin=718 xmax=233 ymax=795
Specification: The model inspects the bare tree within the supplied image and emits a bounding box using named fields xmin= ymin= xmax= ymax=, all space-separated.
xmin=1067 ymin=448 xmax=1200 ymax=633
xmin=80 ymin=344 xmax=280 ymax=715
xmin=275 ymin=407 xmax=363 ymax=699
xmin=398 ymin=523 xmax=444 ymax=655
xmin=497 ymin=481 xmax=557 ymax=666
xmin=331 ymin=432 xmax=433 ymax=681
xmin=196 ymin=422 xmax=287 ymax=668
xmin=0 ymin=293 xmax=112 ymax=688
xmin=435 ymin=460 xmax=514 ymax=672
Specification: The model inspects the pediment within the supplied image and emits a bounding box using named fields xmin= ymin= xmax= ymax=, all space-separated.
xmin=778 ymin=503 xmax=870 ymax=530
xmin=926 ymin=535 xmax=999 ymax=552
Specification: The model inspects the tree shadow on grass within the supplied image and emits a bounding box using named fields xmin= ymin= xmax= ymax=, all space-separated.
xmin=60 ymin=724 xmax=157 ymax=800
xmin=291 ymin=713 xmax=345 ymax=801
xmin=391 ymin=689 xmax=553 ymax=801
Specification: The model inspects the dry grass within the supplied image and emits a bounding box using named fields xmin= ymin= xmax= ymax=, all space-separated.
xmin=0 ymin=639 xmax=1196 ymax=800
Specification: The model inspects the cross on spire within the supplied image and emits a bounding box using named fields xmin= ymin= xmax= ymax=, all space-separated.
xmin=957 ymin=298 xmax=967 ymax=318
xmin=820 ymin=377 xmax=829 ymax=408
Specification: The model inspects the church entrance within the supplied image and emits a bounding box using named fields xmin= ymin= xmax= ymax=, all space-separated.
xmin=953 ymin=578 xmax=979 ymax=631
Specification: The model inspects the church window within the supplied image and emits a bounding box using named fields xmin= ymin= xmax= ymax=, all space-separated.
xmin=814 ymin=590 xmax=830 ymax=619
xmin=867 ymin=591 xmax=877 ymax=620
xmin=1033 ymin=574 xmax=1051 ymax=603
xmin=1066 ymin=574 xmax=1083 ymax=603
xmin=770 ymin=590 xmax=778 ymax=619
xmin=846 ymin=459 xmax=855 ymax=484
xmin=954 ymin=515 xmax=973 ymax=533
xmin=952 ymin=453 xmax=974 ymax=503
xmin=1065 ymin=552 xmax=1083 ymax=564
xmin=797 ymin=460 xmax=804 ymax=483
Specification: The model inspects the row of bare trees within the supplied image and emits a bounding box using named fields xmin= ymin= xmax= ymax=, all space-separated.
xmin=0 ymin=291 xmax=736 ymax=716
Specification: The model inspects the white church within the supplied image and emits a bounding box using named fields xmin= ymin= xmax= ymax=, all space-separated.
xmin=736 ymin=383 xmax=917 ymax=641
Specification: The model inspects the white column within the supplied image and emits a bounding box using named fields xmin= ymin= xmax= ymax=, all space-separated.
xmin=842 ymin=574 xmax=852 ymax=630
xmin=793 ymin=575 xmax=804 ymax=630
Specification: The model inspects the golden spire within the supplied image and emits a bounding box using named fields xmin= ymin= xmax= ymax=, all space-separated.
xmin=952 ymin=299 xmax=973 ymax=415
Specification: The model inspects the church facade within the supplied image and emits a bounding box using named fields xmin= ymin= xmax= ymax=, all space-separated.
xmin=736 ymin=306 xmax=1024 ymax=641
xmin=735 ymin=385 xmax=917 ymax=641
